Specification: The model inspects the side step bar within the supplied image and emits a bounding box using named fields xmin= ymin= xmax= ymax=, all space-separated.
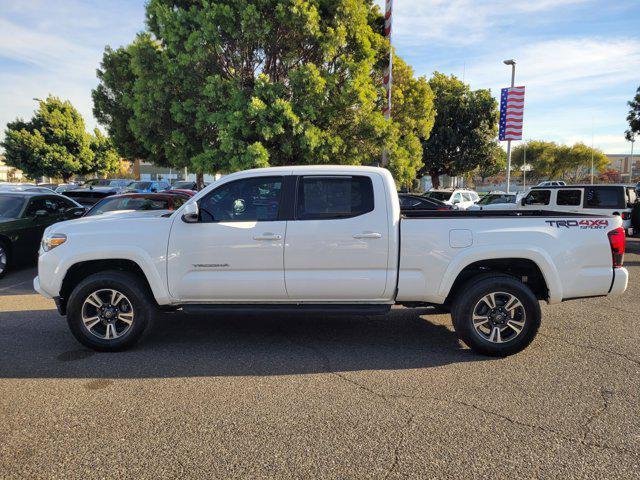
xmin=181 ymin=304 xmax=392 ymax=315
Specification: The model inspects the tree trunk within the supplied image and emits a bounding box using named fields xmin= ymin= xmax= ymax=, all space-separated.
xmin=430 ymin=172 xmax=440 ymax=189
xmin=196 ymin=172 xmax=205 ymax=190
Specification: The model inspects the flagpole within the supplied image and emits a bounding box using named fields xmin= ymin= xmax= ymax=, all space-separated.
xmin=381 ymin=0 xmax=393 ymax=167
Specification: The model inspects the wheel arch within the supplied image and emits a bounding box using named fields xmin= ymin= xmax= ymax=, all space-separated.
xmin=443 ymin=257 xmax=552 ymax=306
xmin=59 ymin=259 xmax=157 ymax=313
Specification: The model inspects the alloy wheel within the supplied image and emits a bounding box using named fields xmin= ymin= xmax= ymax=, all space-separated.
xmin=0 ymin=246 xmax=6 ymax=275
xmin=81 ymin=288 xmax=134 ymax=340
xmin=471 ymin=291 xmax=526 ymax=344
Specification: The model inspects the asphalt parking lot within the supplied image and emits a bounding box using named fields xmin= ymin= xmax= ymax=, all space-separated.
xmin=1 ymin=241 xmax=639 ymax=479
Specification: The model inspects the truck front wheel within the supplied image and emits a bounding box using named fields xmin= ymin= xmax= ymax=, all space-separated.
xmin=66 ymin=271 xmax=153 ymax=351
xmin=451 ymin=274 xmax=541 ymax=356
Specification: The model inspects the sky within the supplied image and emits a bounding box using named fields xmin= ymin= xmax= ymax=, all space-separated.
xmin=0 ymin=0 xmax=638 ymax=154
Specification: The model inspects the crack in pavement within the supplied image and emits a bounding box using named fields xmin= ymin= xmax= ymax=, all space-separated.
xmin=280 ymin=326 xmax=637 ymax=460
xmin=278 ymin=323 xmax=418 ymax=478
xmin=390 ymin=392 xmax=637 ymax=457
xmin=581 ymin=388 xmax=613 ymax=444
xmin=539 ymin=332 xmax=640 ymax=367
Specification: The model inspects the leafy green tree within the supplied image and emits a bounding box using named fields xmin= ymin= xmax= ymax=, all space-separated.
xmin=476 ymin=142 xmax=506 ymax=182
xmin=93 ymin=0 xmax=435 ymax=186
xmin=626 ymin=86 xmax=640 ymax=141
xmin=1 ymin=97 xmax=119 ymax=181
xmin=89 ymin=129 xmax=122 ymax=175
xmin=419 ymin=72 xmax=498 ymax=188
xmin=512 ymin=140 xmax=607 ymax=181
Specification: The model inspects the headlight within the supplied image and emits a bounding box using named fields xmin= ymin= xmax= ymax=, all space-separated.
xmin=42 ymin=233 xmax=67 ymax=252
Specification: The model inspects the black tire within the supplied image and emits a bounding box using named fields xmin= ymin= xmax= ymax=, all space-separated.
xmin=66 ymin=271 xmax=154 ymax=351
xmin=451 ymin=274 xmax=541 ymax=357
xmin=0 ymin=241 xmax=10 ymax=279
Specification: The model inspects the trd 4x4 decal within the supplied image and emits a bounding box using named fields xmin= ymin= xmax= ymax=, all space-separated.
xmin=545 ymin=219 xmax=609 ymax=229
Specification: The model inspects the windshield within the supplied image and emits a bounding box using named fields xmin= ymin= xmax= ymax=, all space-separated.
xmin=0 ymin=196 xmax=25 ymax=219
xmin=127 ymin=182 xmax=152 ymax=190
xmin=424 ymin=191 xmax=452 ymax=201
xmin=86 ymin=196 xmax=180 ymax=216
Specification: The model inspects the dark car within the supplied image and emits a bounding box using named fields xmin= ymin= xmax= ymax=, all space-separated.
xmin=84 ymin=193 xmax=190 ymax=217
xmin=171 ymin=180 xmax=209 ymax=191
xmin=398 ymin=193 xmax=451 ymax=210
xmin=63 ymin=179 xmax=133 ymax=207
xmin=0 ymin=192 xmax=85 ymax=277
xmin=123 ymin=180 xmax=171 ymax=193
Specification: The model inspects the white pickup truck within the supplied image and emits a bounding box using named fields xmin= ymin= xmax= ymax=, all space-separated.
xmin=34 ymin=166 xmax=629 ymax=356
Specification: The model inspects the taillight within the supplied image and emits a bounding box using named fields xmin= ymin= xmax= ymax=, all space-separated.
xmin=437 ymin=207 xmax=450 ymax=211
xmin=607 ymin=227 xmax=626 ymax=268
xmin=622 ymin=211 xmax=631 ymax=220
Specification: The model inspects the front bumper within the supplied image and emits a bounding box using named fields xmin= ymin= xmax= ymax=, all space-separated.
xmin=609 ymin=267 xmax=629 ymax=296
xmin=33 ymin=276 xmax=51 ymax=299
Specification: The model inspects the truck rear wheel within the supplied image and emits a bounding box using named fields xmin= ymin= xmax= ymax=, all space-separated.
xmin=451 ymin=274 xmax=541 ymax=356
xmin=66 ymin=271 xmax=153 ymax=351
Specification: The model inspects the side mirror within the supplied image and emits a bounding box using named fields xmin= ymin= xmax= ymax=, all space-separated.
xmin=521 ymin=198 xmax=527 ymax=206
xmin=151 ymin=188 xmax=157 ymax=193
xmin=67 ymin=206 xmax=87 ymax=217
xmin=182 ymin=201 xmax=200 ymax=223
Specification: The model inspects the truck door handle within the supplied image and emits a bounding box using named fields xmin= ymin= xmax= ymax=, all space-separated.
xmin=353 ymin=232 xmax=382 ymax=239
xmin=253 ymin=233 xmax=282 ymax=241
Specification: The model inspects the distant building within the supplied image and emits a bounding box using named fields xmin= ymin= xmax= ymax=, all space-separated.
xmin=0 ymin=155 xmax=24 ymax=182
xmin=606 ymin=153 xmax=638 ymax=180
xmin=133 ymin=160 xmax=221 ymax=184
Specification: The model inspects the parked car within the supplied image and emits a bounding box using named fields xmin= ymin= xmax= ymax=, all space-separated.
xmin=537 ymin=181 xmax=567 ymax=187
xmin=55 ymin=183 xmax=80 ymax=194
xmin=520 ymin=184 xmax=637 ymax=235
xmin=423 ymin=188 xmax=480 ymax=209
xmin=0 ymin=185 xmax=57 ymax=194
xmin=398 ymin=193 xmax=451 ymax=210
xmin=163 ymin=189 xmax=196 ymax=197
xmin=35 ymin=166 xmax=628 ymax=356
xmin=124 ymin=181 xmax=171 ymax=193
xmin=62 ymin=179 xmax=133 ymax=207
xmin=467 ymin=192 xmax=518 ymax=211
xmin=171 ymin=180 xmax=201 ymax=191
xmin=0 ymin=192 xmax=84 ymax=277
xmin=84 ymin=193 xmax=190 ymax=217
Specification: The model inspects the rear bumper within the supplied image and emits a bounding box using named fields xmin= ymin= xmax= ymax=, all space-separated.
xmin=609 ymin=267 xmax=629 ymax=296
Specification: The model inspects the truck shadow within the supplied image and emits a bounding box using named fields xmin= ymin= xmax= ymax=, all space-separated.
xmin=0 ymin=308 xmax=487 ymax=379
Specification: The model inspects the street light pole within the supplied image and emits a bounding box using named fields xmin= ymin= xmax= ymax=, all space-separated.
xmin=503 ymin=59 xmax=516 ymax=193
xmin=630 ymin=136 xmax=635 ymax=183
xmin=523 ymin=142 xmax=527 ymax=189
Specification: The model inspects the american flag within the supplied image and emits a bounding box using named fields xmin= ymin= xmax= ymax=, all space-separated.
xmin=499 ymin=86 xmax=525 ymax=141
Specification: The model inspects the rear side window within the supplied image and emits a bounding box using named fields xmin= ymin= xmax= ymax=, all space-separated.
xmin=584 ymin=187 xmax=624 ymax=209
xmin=296 ymin=176 xmax=374 ymax=220
xmin=523 ymin=190 xmax=550 ymax=206
xmin=556 ymin=189 xmax=582 ymax=206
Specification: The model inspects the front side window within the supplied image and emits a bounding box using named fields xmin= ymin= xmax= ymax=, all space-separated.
xmin=584 ymin=187 xmax=623 ymax=209
xmin=199 ymin=176 xmax=282 ymax=222
xmin=523 ymin=190 xmax=551 ymax=206
xmin=296 ymin=176 xmax=374 ymax=220
xmin=557 ymin=189 xmax=582 ymax=206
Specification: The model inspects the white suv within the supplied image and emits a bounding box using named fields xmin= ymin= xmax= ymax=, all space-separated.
xmin=424 ymin=188 xmax=480 ymax=209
